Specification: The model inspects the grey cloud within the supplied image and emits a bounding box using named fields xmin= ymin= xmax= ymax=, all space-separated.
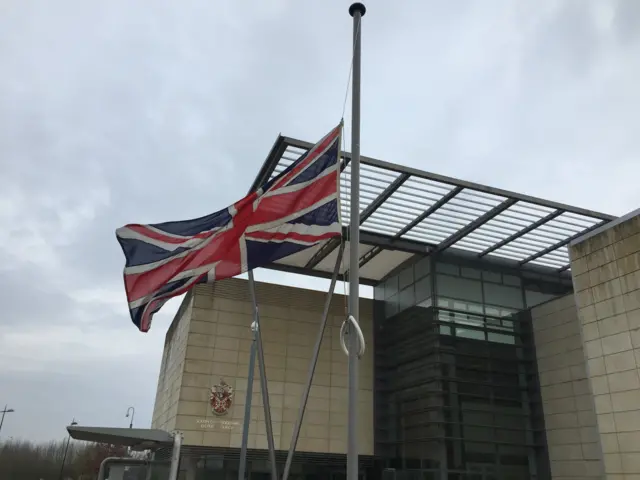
xmin=0 ymin=262 xmax=76 ymax=327
xmin=614 ymin=0 xmax=640 ymax=45
xmin=0 ymin=358 xmax=159 ymax=441
xmin=527 ymin=1 xmax=602 ymax=80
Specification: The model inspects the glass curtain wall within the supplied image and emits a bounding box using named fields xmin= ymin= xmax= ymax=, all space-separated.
xmin=374 ymin=255 xmax=572 ymax=347
xmin=373 ymin=254 xmax=570 ymax=479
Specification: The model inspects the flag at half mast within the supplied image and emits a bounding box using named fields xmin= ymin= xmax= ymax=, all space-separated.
xmin=116 ymin=125 xmax=343 ymax=332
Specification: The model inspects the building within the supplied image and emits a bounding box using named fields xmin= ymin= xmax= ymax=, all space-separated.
xmin=150 ymin=134 xmax=640 ymax=479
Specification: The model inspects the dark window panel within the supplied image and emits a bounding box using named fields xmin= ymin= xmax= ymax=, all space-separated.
xmin=414 ymin=256 xmax=431 ymax=280
xmin=436 ymin=275 xmax=483 ymax=303
xmin=399 ymin=265 xmax=414 ymax=290
xmin=436 ymin=262 xmax=460 ymax=275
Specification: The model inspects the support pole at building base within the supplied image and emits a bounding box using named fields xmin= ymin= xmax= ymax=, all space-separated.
xmin=238 ymin=324 xmax=258 ymax=480
xmin=168 ymin=431 xmax=183 ymax=480
xmin=237 ymin=271 xmax=279 ymax=480
xmin=282 ymin=244 xmax=345 ymax=480
xmin=238 ymin=138 xmax=282 ymax=480
xmin=249 ymin=271 xmax=279 ymax=479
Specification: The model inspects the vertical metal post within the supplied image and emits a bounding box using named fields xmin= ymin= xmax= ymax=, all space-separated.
xmin=282 ymin=245 xmax=345 ymax=480
xmin=145 ymin=452 xmax=155 ymax=480
xmin=168 ymin=432 xmax=183 ymax=480
xmin=248 ymin=271 xmax=279 ymax=480
xmin=0 ymin=404 xmax=14 ymax=436
xmin=237 ymin=138 xmax=282 ymax=480
xmin=348 ymin=3 xmax=365 ymax=480
xmin=0 ymin=406 xmax=5 ymax=435
xmin=238 ymin=332 xmax=258 ymax=480
xmin=58 ymin=418 xmax=77 ymax=480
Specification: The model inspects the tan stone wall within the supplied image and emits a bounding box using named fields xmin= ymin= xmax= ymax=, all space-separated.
xmin=171 ymin=278 xmax=374 ymax=455
xmin=531 ymin=294 xmax=604 ymax=479
xmin=570 ymin=212 xmax=640 ymax=478
xmin=151 ymin=295 xmax=193 ymax=431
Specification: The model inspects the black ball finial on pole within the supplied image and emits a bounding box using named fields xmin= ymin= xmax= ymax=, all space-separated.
xmin=349 ymin=2 xmax=366 ymax=17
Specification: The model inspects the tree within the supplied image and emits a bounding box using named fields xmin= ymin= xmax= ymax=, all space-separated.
xmin=0 ymin=438 xmax=133 ymax=480
xmin=73 ymin=442 xmax=129 ymax=476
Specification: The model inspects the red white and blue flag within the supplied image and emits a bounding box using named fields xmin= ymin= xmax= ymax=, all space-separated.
xmin=116 ymin=125 xmax=343 ymax=332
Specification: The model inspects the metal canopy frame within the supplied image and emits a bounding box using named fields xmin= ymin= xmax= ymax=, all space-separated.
xmin=257 ymin=135 xmax=615 ymax=282
xmin=67 ymin=426 xmax=174 ymax=451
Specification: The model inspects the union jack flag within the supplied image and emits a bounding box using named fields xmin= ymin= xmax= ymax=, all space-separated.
xmin=116 ymin=125 xmax=343 ymax=332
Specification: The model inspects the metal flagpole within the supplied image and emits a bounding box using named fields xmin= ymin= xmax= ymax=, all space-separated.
xmin=248 ymin=271 xmax=279 ymax=479
xmin=347 ymin=4 xmax=365 ymax=480
xmin=282 ymin=244 xmax=345 ymax=480
xmin=238 ymin=144 xmax=283 ymax=480
xmin=238 ymin=332 xmax=257 ymax=480
xmin=238 ymin=275 xmax=279 ymax=480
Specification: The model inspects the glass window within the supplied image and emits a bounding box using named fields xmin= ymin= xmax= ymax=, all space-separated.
xmin=523 ymin=277 xmax=571 ymax=307
xmin=483 ymin=283 xmax=523 ymax=309
xmin=440 ymin=324 xmax=452 ymax=335
xmin=374 ymin=283 xmax=385 ymax=301
xmin=385 ymin=294 xmax=398 ymax=318
xmin=414 ymin=256 xmax=430 ymax=279
xmin=455 ymin=312 xmax=484 ymax=327
xmin=399 ymin=285 xmax=415 ymax=312
xmin=486 ymin=316 xmax=502 ymax=328
xmin=417 ymin=297 xmax=432 ymax=308
xmin=487 ymin=317 xmax=514 ymax=332
xmin=452 ymin=300 xmax=479 ymax=314
xmin=488 ymin=332 xmax=516 ymax=345
xmin=437 ymin=297 xmax=483 ymax=313
xmin=482 ymin=270 xmax=502 ymax=283
xmin=485 ymin=305 xmax=518 ymax=318
xmin=384 ymin=275 xmax=398 ymax=300
xmin=437 ymin=274 xmax=483 ymax=303
xmin=501 ymin=318 xmax=514 ymax=330
xmin=415 ymin=275 xmax=431 ymax=303
xmin=461 ymin=267 xmax=482 ymax=279
xmin=437 ymin=308 xmax=453 ymax=323
xmin=399 ymin=265 xmax=414 ymax=290
xmin=436 ymin=262 xmax=459 ymax=275
xmin=525 ymin=289 xmax=558 ymax=308
xmin=437 ymin=297 xmax=454 ymax=309
xmin=456 ymin=327 xmax=486 ymax=341
xmin=202 ymin=455 xmax=224 ymax=470
xmin=503 ymin=274 xmax=521 ymax=286
xmin=468 ymin=302 xmax=485 ymax=315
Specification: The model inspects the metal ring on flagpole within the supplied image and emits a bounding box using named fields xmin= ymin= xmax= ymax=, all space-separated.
xmin=340 ymin=315 xmax=366 ymax=358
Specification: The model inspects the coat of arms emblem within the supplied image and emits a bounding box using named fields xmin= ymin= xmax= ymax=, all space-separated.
xmin=210 ymin=379 xmax=234 ymax=416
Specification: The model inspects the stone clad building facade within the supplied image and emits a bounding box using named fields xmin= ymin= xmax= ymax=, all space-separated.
xmin=568 ymin=209 xmax=640 ymax=479
xmin=530 ymin=294 xmax=603 ymax=478
xmin=523 ymin=209 xmax=640 ymax=479
xmin=152 ymin=279 xmax=374 ymax=458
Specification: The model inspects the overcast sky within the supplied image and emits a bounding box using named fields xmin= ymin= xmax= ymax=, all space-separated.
xmin=1 ymin=0 xmax=639 ymax=442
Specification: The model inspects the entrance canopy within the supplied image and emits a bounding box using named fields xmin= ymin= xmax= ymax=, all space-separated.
xmin=67 ymin=426 xmax=174 ymax=451
xmin=257 ymin=135 xmax=616 ymax=284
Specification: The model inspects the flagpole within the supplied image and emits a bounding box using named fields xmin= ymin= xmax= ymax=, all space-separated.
xmin=238 ymin=329 xmax=257 ymax=480
xmin=347 ymin=4 xmax=365 ymax=480
xmin=248 ymin=273 xmax=279 ymax=479
xmin=238 ymin=148 xmax=284 ymax=480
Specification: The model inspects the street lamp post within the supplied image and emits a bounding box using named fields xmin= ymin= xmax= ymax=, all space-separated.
xmin=126 ymin=407 xmax=135 ymax=429
xmin=57 ymin=418 xmax=78 ymax=480
xmin=0 ymin=405 xmax=15 ymax=437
